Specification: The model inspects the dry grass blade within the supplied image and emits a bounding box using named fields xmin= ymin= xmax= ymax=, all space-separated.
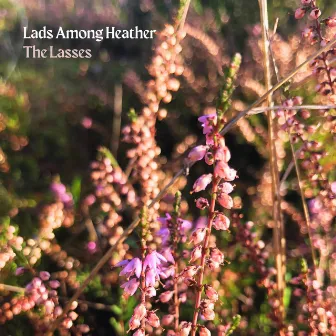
xmin=258 ymin=0 xmax=286 ymax=321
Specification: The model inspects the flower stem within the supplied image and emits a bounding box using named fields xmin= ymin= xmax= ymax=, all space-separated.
xmin=191 ymin=178 xmax=219 ymax=335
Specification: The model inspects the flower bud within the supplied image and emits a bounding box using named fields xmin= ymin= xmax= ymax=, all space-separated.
xmin=147 ymin=311 xmax=160 ymax=328
xmin=39 ymin=271 xmax=51 ymax=281
xmin=133 ymin=329 xmax=145 ymax=336
xmin=205 ymin=285 xmax=219 ymax=301
xmin=192 ymin=174 xmax=212 ymax=193
xmin=309 ymin=8 xmax=321 ymax=20
xmin=210 ymin=247 xmax=224 ymax=264
xmin=159 ymin=291 xmax=174 ymax=303
xmin=202 ymin=308 xmax=215 ymax=320
xmin=188 ymin=146 xmax=207 ymax=162
xmin=295 ymin=7 xmax=306 ymax=19
xmin=180 ymin=322 xmax=192 ymax=335
xmin=213 ymin=213 xmax=230 ymax=231
xmin=133 ymin=303 xmax=147 ymax=320
xmin=199 ymin=326 xmax=211 ymax=336
xmin=162 ymin=314 xmax=174 ymax=326
xmin=190 ymin=245 xmax=203 ymax=263
xmin=195 ymin=197 xmax=209 ymax=209
xmin=217 ymin=193 xmax=233 ymax=209
xmin=190 ymin=228 xmax=207 ymax=245
xmin=129 ymin=316 xmax=141 ymax=330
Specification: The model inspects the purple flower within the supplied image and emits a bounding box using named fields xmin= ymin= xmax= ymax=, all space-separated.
xmin=143 ymin=251 xmax=167 ymax=272
xmin=119 ymin=258 xmax=142 ymax=278
xmin=145 ymin=268 xmax=157 ymax=287
xmin=120 ymin=278 xmax=140 ymax=296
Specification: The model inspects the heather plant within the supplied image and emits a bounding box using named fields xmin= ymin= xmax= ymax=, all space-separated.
xmin=0 ymin=0 xmax=336 ymax=335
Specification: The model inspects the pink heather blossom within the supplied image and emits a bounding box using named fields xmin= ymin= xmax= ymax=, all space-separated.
xmin=331 ymin=182 xmax=336 ymax=194
xmin=215 ymin=161 xmax=236 ymax=181
xmin=210 ymin=247 xmax=224 ymax=264
xmin=162 ymin=314 xmax=174 ymax=326
xmin=129 ymin=315 xmax=141 ymax=330
xmin=145 ymin=268 xmax=157 ymax=287
xmin=133 ymin=329 xmax=145 ymax=336
xmin=295 ymin=7 xmax=306 ymax=19
xmin=218 ymin=192 xmax=233 ymax=209
xmin=181 ymin=266 xmax=199 ymax=278
xmin=198 ymin=114 xmax=217 ymax=134
xmin=190 ymin=228 xmax=207 ymax=245
xmin=199 ymin=326 xmax=211 ymax=336
xmin=213 ymin=213 xmax=230 ymax=230
xmin=161 ymin=248 xmax=175 ymax=264
xmin=205 ymin=285 xmax=219 ymax=301
xmin=195 ymin=197 xmax=209 ymax=209
xmin=147 ymin=311 xmax=160 ymax=328
xmin=215 ymin=146 xmax=231 ymax=162
xmin=143 ymin=251 xmax=167 ymax=270
xmin=39 ymin=271 xmax=50 ymax=281
xmin=145 ymin=286 xmax=156 ymax=297
xmin=180 ymin=321 xmax=192 ymax=335
xmin=15 ymin=266 xmax=26 ymax=276
xmin=188 ymin=145 xmax=207 ymax=162
xmin=190 ymin=245 xmax=203 ymax=263
xmin=159 ymin=290 xmax=174 ymax=303
xmin=192 ymin=174 xmax=212 ymax=193
xmin=220 ymin=182 xmax=234 ymax=194
xmin=309 ymin=8 xmax=321 ymax=20
xmin=133 ymin=303 xmax=147 ymax=320
xmin=121 ymin=278 xmax=140 ymax=296
xmin=202 ymin=308 xmax=215 ymax=320
xmin=48 ymin=280 xmax=60 ymax=289
xmin=326 ymin=16 xmax=336 ymax=27
xmin=119 ymin=258 xmax=142 ymax=278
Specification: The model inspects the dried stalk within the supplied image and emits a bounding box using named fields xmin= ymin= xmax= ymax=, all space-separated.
xmin=258 ymin=0 xmax=286 ymax=321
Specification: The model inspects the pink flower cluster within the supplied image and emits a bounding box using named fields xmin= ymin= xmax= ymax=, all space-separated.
xmin=117 ymin=250 xmax=173 ymax=335
xmin=184 ymin=113 xmax=237 ymax=334
xmin=295 ymin=0 xmax=336 ymax=103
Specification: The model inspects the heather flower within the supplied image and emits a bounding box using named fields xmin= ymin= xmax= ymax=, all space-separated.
xmin=119 ymin=258 xmax=142 ymax=278
xmin=133 ymin=329 xmax=145 ymax=336
xmin=143 ymin=251 xmax=167 ymax=272
xmin=215 ymin=161 xmax=236 ymax=181
xmin=180 ymin=322 xmax=192 ymax=335
xmin=133 ymin=303 xmax=147 ymax=320
xmin=129 ymin=315 xmax=141 ymax=330
xmin=159 ymin=290 xmax=174 ymax=303
xmin=210 ymin=247 xmax=224 ymax=264
xmin=217 ymin=192 xmax=234 ymax=209
xmin=189 ymin=245 xmax=203 ymax=263
xmin=120 ymin=278 xmax=140 ymax=296
xmin=147 ymin=311 xmax=160 ymax=328
xmin=199 ymin=326 xmax=211 ymax=336
xmin=145 ymin=268 xmax=157 ymax=287
xmin=309 ymin=8 xmax=321 ymax=20
xmin=192 ymin=174 xmax=213 ymax=193
xmin=195 ymin=197 xmax=209 ymax=209
xmin=198 ymin=114 xmax=217 ymax=135
xmin=190 ymin=228 xmax=207 ymax=245
xmin=188 ymin=145 xmax=207 ymax=162
xmin=205 ymin=285 xmax=219 ymax=301
xmin=295 ymin=7 xmax=306 ymax=19
xmin=213 ymin=213 xmax=230 ymax=230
